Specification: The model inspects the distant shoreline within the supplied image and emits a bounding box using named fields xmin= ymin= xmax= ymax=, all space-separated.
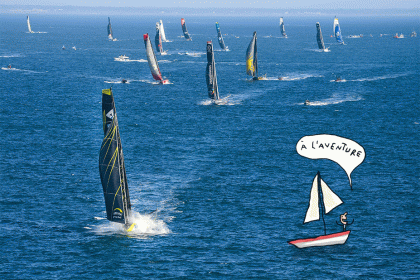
xmin=1 ymin=5 xmax=419 ymax=17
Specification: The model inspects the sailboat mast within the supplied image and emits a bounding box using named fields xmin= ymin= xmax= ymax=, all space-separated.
xmin=317 ymin=171 xmax=327 ymax=235
xmin=254 ymin=34 xmax=258 ymax=78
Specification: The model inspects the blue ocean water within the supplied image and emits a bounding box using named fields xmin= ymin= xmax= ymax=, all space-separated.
xmin=1 ymin=12 xmax=419 ymax=279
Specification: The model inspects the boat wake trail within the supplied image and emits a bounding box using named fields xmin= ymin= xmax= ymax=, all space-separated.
xmin=350 ymin=73 xmax=410 ymax=82
xmin=303 ymin=92 xmax=363 ymax=106
xmin=199 ymin=95 xmax=235 ymax=106
xmin=90 ymin=211 xmax=171 ymax=238
xmin=1 ymin=67 xmax=45 ymax=73
xmin=279 ymin=73 xmax=323 ymax=81
xmin=115 ymin=59 xmax=147 ymax=62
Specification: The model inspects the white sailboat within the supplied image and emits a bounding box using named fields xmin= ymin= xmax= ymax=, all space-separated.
xmin=159 ymin=20 xmax=168 ymax=42
xmin=288 ymin=172 xmax=350 ymax=248
xmin=27 ymin=16 xmax=34 ymax=33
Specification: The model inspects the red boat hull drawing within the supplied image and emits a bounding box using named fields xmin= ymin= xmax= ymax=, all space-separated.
xmin=289 ymin=231 xmax=350 ymax=248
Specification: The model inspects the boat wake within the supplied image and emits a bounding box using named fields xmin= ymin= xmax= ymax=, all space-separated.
xmin=279 ymin=73 xmax=323 ymax=81
xmin=115 ymin=59 xmax=147 ymax=63
xmin=0 ymin=54 xmax=23 ymax=58
xmin=178 ymin=52 xmax=205 ymax=57
xmin=350 ymin=73 xmax=410 ymax=82
xmin=199 ymin=95 xmax=235 ymax=106
xmin=157 ymin=59 xmax=172 ymax=63
xmin=90 ymin=211 xmax=171 ymax=238
xmin=303 ymin=92 xmax=363 ymax=106
xmin=1 ymin=67 xmax=44 ymax=73
xmin=104 ymin=80 xmax=130 ymax=84
xmin=330 ymin=79 xmax=347 ymax=82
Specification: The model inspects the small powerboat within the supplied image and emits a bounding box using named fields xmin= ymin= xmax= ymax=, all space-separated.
xmin=114 ymin=55 xmax=129 ymax=62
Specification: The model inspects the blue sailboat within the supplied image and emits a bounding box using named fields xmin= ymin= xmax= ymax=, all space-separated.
xmin=333 ymin=17 xmax=344 ymax=44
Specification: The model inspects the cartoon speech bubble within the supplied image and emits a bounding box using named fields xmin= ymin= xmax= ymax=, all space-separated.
xmin=296 ymin=134 xmax=365 ymax=189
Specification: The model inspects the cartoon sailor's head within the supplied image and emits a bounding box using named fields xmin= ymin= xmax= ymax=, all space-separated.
xmin=340 ymin=212 xmax=348 ymax=225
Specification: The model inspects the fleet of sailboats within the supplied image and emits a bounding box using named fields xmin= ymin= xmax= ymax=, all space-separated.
xmin=99 ymin=88 xmax=136 ymax=232
xmin=143 ymin=33 xmax=170 ymax=84
xmin=181 ymin=18 xmax=192 ymax=41
xmin=27 ymin=16 xmax=34 ymax=33
xmin=333 ymin=17 xmax=345 ymax=44
xmin=280 ymin=17 xmax=287 ymax=38
xmin=288 ymin=172 xmax=350 ymax=248
xmin=215 ymin=22 xmax=228 ymax=51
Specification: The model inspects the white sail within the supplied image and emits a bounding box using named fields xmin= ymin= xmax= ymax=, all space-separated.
xmin=304 ymin=174 xmax=320 ymax=223
xmin=159 ymin=20 xmax=167 ymax=41
xmin=27 ymin=16 xmax=34 ymax=33
xmin=304 ymin=174 xmax=343 ymax=223
xmin=320 ymin=179 xmax=343 ymax=214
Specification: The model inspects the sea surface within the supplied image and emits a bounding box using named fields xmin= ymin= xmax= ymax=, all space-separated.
xmin=1 ymin=12 xmax=419 ymax=279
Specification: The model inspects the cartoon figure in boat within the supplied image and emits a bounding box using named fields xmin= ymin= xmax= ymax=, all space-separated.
xmin=336 ymin=212 xmax=354 ymax=231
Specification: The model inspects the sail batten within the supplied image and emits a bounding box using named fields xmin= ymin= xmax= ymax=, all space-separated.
xmin=99 ymin=88 xmax=131 ymax=225
xmin=144 ymin=33 xmax=163 ymax=81
xmin=246 ymin=32 xmax=258 ymax=78
xmin=206 ymin=41 xmax=219 ymax=100
xmin=316 ymin=22 xmax=326 ymax=50
xmin=181 ymin=18 xmax=192 ymax=40
xmin=216 ymin=22 xmax=227 ymax=50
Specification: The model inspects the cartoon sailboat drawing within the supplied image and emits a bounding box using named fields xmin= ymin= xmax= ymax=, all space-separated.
xmin=288 ymin=171 xmax=350 ymax=248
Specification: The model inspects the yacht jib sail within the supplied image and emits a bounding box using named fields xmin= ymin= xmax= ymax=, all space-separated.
xmin=316 ymin=22 xmax=326 ymax=50
xmin=99 ymin=88 xmax=132 ymax=226
xmin=280 ymin=17 xmax=287 ymax=38
xmin=206 ymin=41 xmax=219 ymax=100
xmin=288 ymin=172 xmax=350 ymax=248
xmin=107 ymin=17 xmax=117 ymax=41
xmin=27 ymin=16 xmax=34 ymax=33
xmin=333 ymin=17 xmax=344 ymax=44
xmin=159 ymin=20 xmax=167 ymax=41
xmin=155 ymin=23 xmax=164 ymax=54
xmin=246 ymin=32 xmax=261 ymax=80
xmin=216 ymin=22 xmax=228 ymax=50
xmin=181 ymin=18 xmax=192 ymax=41
xmin=143 ymin=33 xmax=169 ymax=84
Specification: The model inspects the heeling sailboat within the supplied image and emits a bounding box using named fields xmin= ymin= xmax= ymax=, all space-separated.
xmin=155 ymin=23 xmax=167 ymax=55
xmin=108 ymin=17 xmax=117 ymax=41
xmin=280 ymin=17 xmax=287 ymax=38
xmin=99 ymin=88 xmax=136 ymax=232
xmin=27 ymin=16 xmax=34 ymax=33
xmin=246 ymin=32 xmax=264 ymax=81
xmin=316 ymin=22 xmax=328 ymax=52
xmin=181 ymin=18 xmax=192 ymax=41
xmin=288 ymin=172 xmax=350 ymax=248
xmin=333 ymin=17 xmax=344 ymax=44
xmin=206 ymin=41 xmax=220 ymax=102
xmin=159 ymin=20 xmax=167 ymax=42
xmin=215 ymin=22 xmax=228 ymax=51
xmin=143 ymin=33 xmax=170 ymax=84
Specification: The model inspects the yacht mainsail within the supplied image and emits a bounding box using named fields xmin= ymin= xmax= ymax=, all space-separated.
xmin=333 ymin=17 xmax=344 ymax=44
xmin=316 ymin=22 xmax=326 ymax=50
xmin=280 ymin=17 xmax=287 ymax=38
xmin=159 ymin=20 xmax=167 ymax=41
xmin=143 ymin=33 xmax=169 ymax=84
xmin=107 ymin=17 xmax=115 ymax=40
xmin=181 ymin=18 xmax=192 ymax=40
xmin=155 ymin=22 xmax=164 ymax=54
xmin=215 ymin=22 xmax=228 ymax=50
xmin=99 ymin=88 xmax=132 ymax=227
xmin=206 ymin=41 xmax=219 ymax=100
xmin=27 ymin=16 xmax=34 ymax=33
xmin=246 ymin=32 xmax=259 ymax=80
